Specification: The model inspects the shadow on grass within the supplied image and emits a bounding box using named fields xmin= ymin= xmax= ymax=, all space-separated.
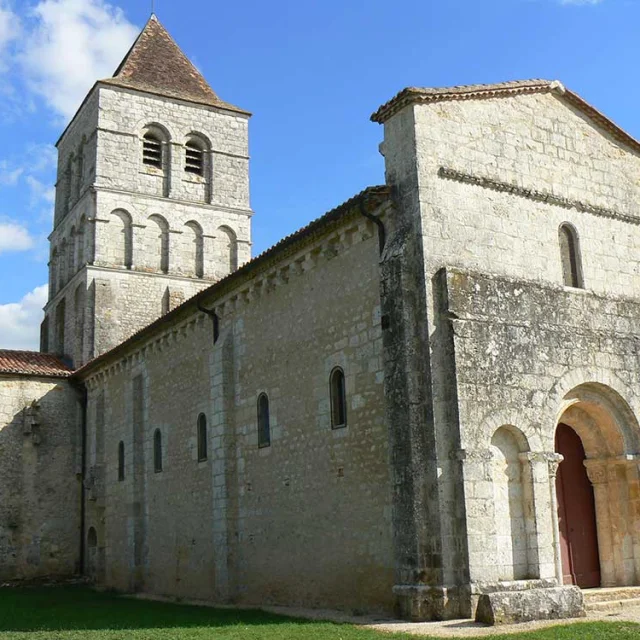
xmin=1 ymin=586 xmax=640 ymax=640
xmin=0 ymin=586 xmax=308 ymax=633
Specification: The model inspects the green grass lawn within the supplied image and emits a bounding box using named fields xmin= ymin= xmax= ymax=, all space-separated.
xmin=0 ymin=586 xmax=637 ymax=640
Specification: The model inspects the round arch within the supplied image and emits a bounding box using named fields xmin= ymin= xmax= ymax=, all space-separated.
xmin=554 ymin=380 xmax=640 ymax=589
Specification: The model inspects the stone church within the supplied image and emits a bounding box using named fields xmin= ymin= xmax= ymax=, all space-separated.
xmin=2 ymin=14 xmax=640 ymax=625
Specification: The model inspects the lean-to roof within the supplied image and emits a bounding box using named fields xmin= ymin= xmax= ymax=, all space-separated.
xmin=0 ymin=350 xmax=72 ymax=378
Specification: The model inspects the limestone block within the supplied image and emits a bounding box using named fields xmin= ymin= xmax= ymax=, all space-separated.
xmin=475 ymin=586 xmax=585 ymax=625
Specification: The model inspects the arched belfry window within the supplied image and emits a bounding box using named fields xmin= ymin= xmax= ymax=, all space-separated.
xmin=197 ymin=414 xmax=208 ymax=461
xmin=143 ymin=132 xmax=163 ymax=169
xmin=153 ymin=429 xmax=163 ymax=473
xmin=257 ymin=393 xmax=270 ymax=448
xmin=559 ymin=223 xmax=584 ymax=289
xmin=118 ymin=441 xmax=125 ymax=481
xmin=330 ymin=367 xmax=347 ymax=429
xmin=185 ymin=139 xmax=204 ymax=176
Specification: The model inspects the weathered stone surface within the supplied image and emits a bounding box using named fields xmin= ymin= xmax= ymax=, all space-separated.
xmin=43 ymin=79 xmax=253 ymax=367
xmin=10 ymin=19 xmax=640 ymax=622
xmin=0 ymin=375 xmax=79 ymax=581
xmin=475 ymin=586 xmax=585 ymax=625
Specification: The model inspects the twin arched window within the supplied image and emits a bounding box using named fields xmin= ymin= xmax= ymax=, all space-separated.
xmin=141 ymin=129 xmax=208 ymax=178
xmin=559 ymin=223 xmax=584 ymax=289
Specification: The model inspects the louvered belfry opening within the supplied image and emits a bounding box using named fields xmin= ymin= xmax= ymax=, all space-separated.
xmin=143 ymin=133 xmax=163 ymax=168
xmin=185 ymin=140 xmax=204 ymax=175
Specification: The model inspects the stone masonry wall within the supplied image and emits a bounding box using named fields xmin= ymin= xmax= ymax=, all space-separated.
xmin=82 ymin=211 xmax=394 ymax=613
xmin=0 ymin=375 xmax=80 ymax=580
xmin=96 ymin=86 xmax=250 ymax=212
xmin=379 ymin=89 xmax=640 ymax=616
xmin=45 ymin=84 xmax=252 ymax=366
xmin=441 ymin=267 xmax=640 ymax=594
xmin=408 ymin=92 xmax=640 ymax=297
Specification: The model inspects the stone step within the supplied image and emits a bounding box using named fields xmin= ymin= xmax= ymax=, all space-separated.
xmin=583 ymin=587 xmax=640 ymax=606
xmin=586 ymin=597 xmax=640 ymax=612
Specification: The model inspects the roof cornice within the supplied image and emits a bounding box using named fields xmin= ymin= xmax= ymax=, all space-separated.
xmin=371 ymin=79 xmax=640 ymax=156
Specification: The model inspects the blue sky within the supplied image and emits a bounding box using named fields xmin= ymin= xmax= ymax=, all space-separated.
xmin=0 ymin=0 xmax=638 ymax=349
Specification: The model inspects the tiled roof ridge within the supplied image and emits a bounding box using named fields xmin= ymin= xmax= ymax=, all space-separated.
xmin=0 ymin=350 xmax=73 ymax=378
xmin=371 ymin=79 xmax=554 ymax=122
xmin=74 ymin=185 xmax=391 ymax=378
xmin=101 ymin=14 xmax=247 ymax=114
xmin=371 ymin=78 xmax=640 ymax=157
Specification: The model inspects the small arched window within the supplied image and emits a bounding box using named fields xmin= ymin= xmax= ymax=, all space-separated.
xmin=330 ymin=367 xmax=347 ymax=429
xmin=197 ymin=413 xmax=208 ymax=461
xmin=118 ymin=441 xmax=125 ymax=481
xmin=143 ymin=132 xmax=163 ymax=169
xmin=87 ymin=527 xmax=97 ymax=549
xmin=185 ymin=140 xmax=204 ymax=176
xmin=559 ymin=223 xmax=584 ymax=289
xmin=153 ymin=429 xmax=163 ymax=473
xmin=257 ymin=393 xmax=270 ymax=448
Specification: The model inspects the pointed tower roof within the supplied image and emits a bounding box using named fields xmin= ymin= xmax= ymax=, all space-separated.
xmin=101 ymin=15 xmax=248 ymax=115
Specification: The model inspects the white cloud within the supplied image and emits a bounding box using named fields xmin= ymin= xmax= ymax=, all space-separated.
xmin=0 ymin=284 xmax=47 ymax=350
xmin=26 ymin=143 xmax=57 ymax=173
xmin=0 ymin=162 xmax=23 ymax=185
xmin=0 ymin=221 xmax=35 ymax=254
xmin=0 ymin=1 xmax=19 ymax=53
xmin=20 ymin=0 xmax=138 ymax=119
xmin=26 ymin=175 xmax=55 ymax=207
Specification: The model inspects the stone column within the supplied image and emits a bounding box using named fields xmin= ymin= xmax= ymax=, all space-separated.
xmin=584 ymin=459 xmax=616 ymax=586
xmin=519 ymin=453 xmax=558 ymax=581
xmin=547 ymin=453 xmax=564 ymax=585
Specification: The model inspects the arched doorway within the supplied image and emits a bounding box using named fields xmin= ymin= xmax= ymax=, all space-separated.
xmin=555 ymin=423 xmax=600 ymax=587
xmin=554 ymin=382 xmax=640 ymax=589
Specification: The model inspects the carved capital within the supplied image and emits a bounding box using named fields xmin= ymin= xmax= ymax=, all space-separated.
xmin=584 ymin=459 xmax=608 ymax=485
xmin=546 ymin=453 xmax=564 ymax=479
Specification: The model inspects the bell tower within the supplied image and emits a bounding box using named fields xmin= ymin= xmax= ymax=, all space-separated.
xmin=41 ymin=15 xmax=252 ymax=367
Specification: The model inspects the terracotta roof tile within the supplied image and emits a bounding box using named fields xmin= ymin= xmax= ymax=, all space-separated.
xmin=0 ymin=351 xmax=72 ymax=378
xmin=101 ymin=15 xmax=248 ymax=115
xmin=371 ymin=79 xmax=555 ymax=123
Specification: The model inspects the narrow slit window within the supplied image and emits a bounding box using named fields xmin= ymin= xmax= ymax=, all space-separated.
xmin=559 ymin=223 xmax=584 ymax=289
xmin=185 ymin=141 xmax=204 ymax=176
xmin=143 ymin=133 xmax=163 ymax=169
xmin=330 ymin=367 xmax=347 ymax=429
xmin=197 ymin=414 xmax=208 ymax=461
xmin=257 ymin=393 xmax=270 ymax=448
xmin=153 ymin=429 xmax=163 ymax=473
xmin=117 ymin=441 xmax=125 ymax=481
